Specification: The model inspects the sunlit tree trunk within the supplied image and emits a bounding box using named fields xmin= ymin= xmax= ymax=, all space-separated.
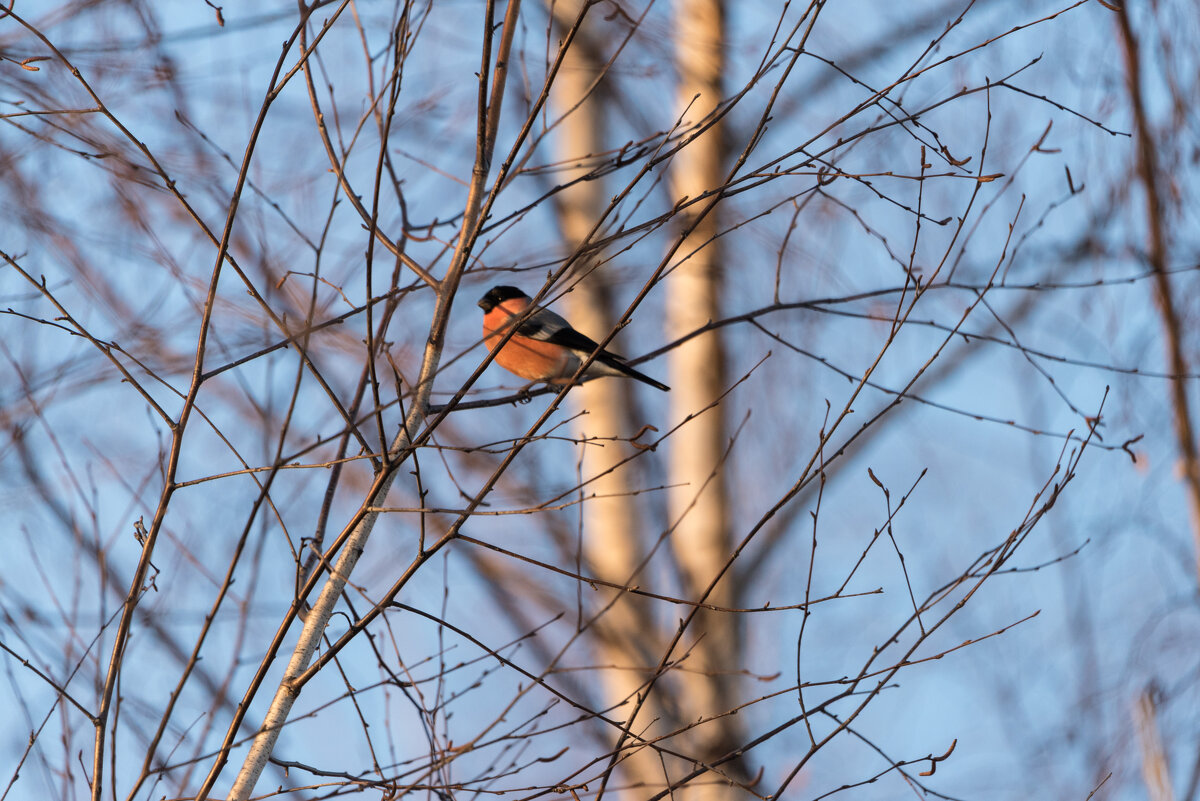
xmin=667 ymin=0 xmax=745 ymax=790
xmin=1133 ymin=687 xmax=1175 ymax=801
xmin=551 ymin=3 xmax=668 ymax=795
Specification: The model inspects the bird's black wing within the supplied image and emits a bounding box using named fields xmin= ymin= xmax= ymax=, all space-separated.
xmin=519 ymin=308 xmax=627 ymax=360
xmin=520 ymin=305 xmax=669 ymax=391
xmin=546 ymin=326 xmax=624 ymax=358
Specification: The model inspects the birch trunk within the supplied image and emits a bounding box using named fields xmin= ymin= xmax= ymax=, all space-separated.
xmin=668 ymin=0 xmax=746 ymax=792
xmin=551 ymin=4 xmax=669 ymax=796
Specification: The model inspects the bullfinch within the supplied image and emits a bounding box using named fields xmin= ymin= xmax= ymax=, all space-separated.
xmin=477 ymin=285 xmax=670 ymax=392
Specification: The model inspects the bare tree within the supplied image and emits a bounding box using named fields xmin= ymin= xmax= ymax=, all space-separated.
xmin=2 ymin=2 xmax=1193 ymax=801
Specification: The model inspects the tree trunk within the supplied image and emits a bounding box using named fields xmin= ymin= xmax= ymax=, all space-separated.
xmin=667 ymin=0 xmax=745 ymax=792
xmin=552 ymin=3 xmax=669 ymax=796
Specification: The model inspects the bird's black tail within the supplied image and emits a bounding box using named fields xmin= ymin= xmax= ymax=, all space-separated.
xmin=602 ymin=354 xmax=670 ymax=391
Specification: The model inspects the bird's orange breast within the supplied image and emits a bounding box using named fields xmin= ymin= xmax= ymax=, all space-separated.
xmin=483 ymin=305 xmax=571 ymax=382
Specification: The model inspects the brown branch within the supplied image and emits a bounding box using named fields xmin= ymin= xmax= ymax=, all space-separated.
xmin=1116 ymin=5 xmax=1200 ymax=586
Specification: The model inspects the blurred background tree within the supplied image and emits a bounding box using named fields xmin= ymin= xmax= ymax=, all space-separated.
xmin=1 ymin=1 xmax=1197 ymax=799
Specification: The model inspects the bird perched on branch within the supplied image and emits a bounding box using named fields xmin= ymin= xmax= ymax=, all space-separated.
xmin=477 ymin=285 xmax=670 ymax=392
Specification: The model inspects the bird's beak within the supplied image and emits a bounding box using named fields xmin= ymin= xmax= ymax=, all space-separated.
xmin=477 ymin=298 xmax=489 ymax=311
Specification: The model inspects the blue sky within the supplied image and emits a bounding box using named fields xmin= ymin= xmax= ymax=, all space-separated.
xmin=2 ymin=1 xmax=1196 ymax=799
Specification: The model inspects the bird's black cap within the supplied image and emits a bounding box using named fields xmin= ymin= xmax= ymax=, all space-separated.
xmin=478 ymin=285 xmax=529 ymax=312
